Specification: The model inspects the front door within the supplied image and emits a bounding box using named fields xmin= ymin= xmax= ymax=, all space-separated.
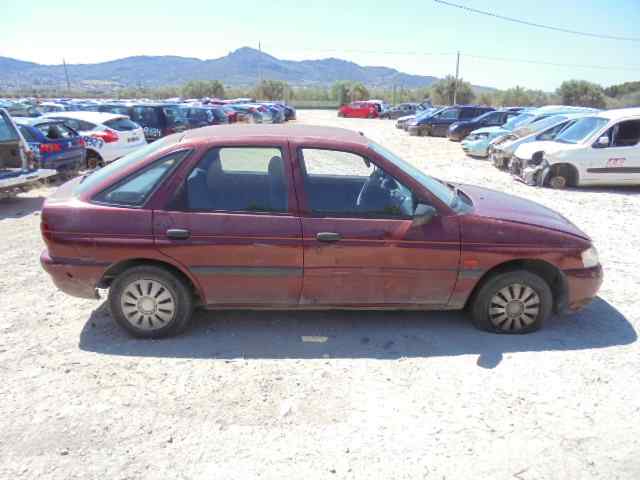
xmin=295 ymin=147 xmax=460 ymax=307
xmin=585 ymin=119 xmax=640 ymax=185
xmin=154 ymin=145 xmax=303 ymax=306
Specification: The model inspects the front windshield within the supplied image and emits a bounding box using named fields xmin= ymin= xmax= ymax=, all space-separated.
xmin=73 ymin=136 xmax=177 ymax=196
xmin=554 ymin=116 xmax=608 ymax=144
xmin=503 ymin=113 xmax=533 ymax=131
xmin=369 ymin=141 xmax=456 ymax=208
xmin=515 ymin=115 xmax=568 ymax=137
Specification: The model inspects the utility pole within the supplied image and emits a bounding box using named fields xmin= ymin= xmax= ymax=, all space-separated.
xmin=453 ymin=50 xmax=460 ymax=105
xmin=258 ymin=41 xmax=263 ymax=93
xmin=62 ymin=58 xmax=71 ymax=93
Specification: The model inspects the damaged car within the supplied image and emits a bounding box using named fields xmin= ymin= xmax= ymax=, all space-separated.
xmin=512 ymin=108 xmax=640 ymax=188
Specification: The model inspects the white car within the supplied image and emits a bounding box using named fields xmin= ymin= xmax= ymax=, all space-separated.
xmin=43 ymin=111 xmax=146 ymax=168
xmin=513 ymin=108 xmax=640 ymax=188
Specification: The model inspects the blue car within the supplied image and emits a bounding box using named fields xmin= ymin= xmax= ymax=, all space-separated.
xmin=14 ymin=117 xmax=86 ymax=173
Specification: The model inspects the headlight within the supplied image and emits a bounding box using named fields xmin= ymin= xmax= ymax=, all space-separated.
xmin=581 ymin=246 xmax=599 ymax=268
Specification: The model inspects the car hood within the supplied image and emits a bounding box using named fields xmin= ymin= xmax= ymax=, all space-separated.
xmin=514 ymin=141 xmax=562 ymax=160
xmin=459 ymin=184 xmax=589 ymax=240
xmin=470 ymin=126 xmax=507 ymax=135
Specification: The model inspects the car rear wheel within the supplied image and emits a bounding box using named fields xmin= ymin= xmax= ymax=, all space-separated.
xmin=469 ymin=270 xmax=552 ymax=334
xmin=85 ymin=151 xmax=103 ymax=170
xmin=109 ymin=266 xmax=194 ymax=338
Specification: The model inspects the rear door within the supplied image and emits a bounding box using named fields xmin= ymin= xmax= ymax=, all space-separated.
xmin=35 ymin=122 xmax=85 ymax=171
xmin=154 ymin=143 xmax=303 ymax=306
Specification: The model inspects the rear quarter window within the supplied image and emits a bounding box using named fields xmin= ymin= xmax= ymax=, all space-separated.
xmin=0 ymin=116 xmax=19 ymax=142
xmin=104 ymin=118 xmax=139 ymax=131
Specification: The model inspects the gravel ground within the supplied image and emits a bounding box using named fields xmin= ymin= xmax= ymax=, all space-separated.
xmin=1 ymin=110 xmax=638 ymax=480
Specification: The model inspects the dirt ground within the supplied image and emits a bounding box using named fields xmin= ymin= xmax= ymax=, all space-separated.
xmin=1 ymin=110 xmax=638 ymax=480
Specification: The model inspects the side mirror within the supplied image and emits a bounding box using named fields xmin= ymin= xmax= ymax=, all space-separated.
xmin=412 ymin=203 xmax=437 ymax=226
xmin=594 ymin=136 xmax=609 ymax=148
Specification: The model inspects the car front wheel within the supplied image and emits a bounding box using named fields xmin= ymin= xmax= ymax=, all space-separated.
xmin=109 ymin=265 xmax=194 ymax=338
xmin=469 ymin=270 xmax=552 ymax=334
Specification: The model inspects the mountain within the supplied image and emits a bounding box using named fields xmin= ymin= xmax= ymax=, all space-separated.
xmin=0 ymin=47 xmax=467 ymax=92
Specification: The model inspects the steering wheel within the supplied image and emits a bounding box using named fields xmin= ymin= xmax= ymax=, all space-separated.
xmin=357 ymin=169 xmax=404 ymax=210
xmin=357 ymin=169 xmax=415 ymax=216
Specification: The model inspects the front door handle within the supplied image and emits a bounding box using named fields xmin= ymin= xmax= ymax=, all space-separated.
xmin=166 ymin=228 xmax=191 ymax=240
xmin=316 ymin=232 xmax=342 ymax=243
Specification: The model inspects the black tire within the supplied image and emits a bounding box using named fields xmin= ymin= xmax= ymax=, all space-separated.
xmin=85 ymin=151 xmax=103 ymax=170
xmin=547 ymin=174 xmax=569 ymax=189
xmin=469 ymin=270 xmax=552 ymax=334
xmin=108 ymin=265 xmax=194 ymax=338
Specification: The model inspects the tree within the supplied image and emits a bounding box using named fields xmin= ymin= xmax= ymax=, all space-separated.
xmin=182 ymin=80 xmax=225 ymax=99
xmin=349 ymin=82 xmax=370 ymax=101
xmin=331 ymin=81 xmax=351 ymax=105
xmin=478 ymin=92 xmax=496 ymax=106
xmin=255 ymin=80 xmax=290 ymax=100
xmin=556 ymin=80 xmax=606 ymax=109
xmin=430 ymin=75 xmax=474 ymax=105
xmin=499 ymin=86 xmax=533 ymax=106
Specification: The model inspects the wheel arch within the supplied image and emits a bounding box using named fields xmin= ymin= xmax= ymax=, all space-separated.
xmin=97 ymin=257 xmax=204 ymax=306
xmin=465 ymin=259 xmax=568 ymax=313
xmin=544 ymin=162 xmax=580 ymax=187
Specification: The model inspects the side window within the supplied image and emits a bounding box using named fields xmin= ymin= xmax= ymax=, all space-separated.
xmin=184 ymin=147 xmax=288 ymax=213
xmin=611 ymin=120 xmax=640 ymax=147
xmin=459 ymin=109 xmax=476 ymax=120
xmin=439 ymin=109 xmax=459 ymax=120
xmin=483 ymin=112 xmax=502 ymax=124
xmin=95 ymin=151 xmax=186 ymax=207
xmin=36 ymin=123 xmax=73 ymax=140
xmin=537 ymin=122 xmax=569 ymax=141
xmin=0 ymin=113 xmax=18 ymax=142
xmin=18 ymin=126 xmax=36 ymax=142
xmin=300 ymin=148 xmax=414 ymax=218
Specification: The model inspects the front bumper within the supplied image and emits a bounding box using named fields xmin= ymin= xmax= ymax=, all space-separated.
xmin=490 ymin=148 xmax=511 ymax=169
xmin=562 ymin=265 xmax=603 ymax=313
xmin=461 ymin=139 xmax=490 ymax=157
xmin=447 ymin=130 xmax=465 ymax=141
xmin=40 ymin=250 xmax=105 ymax=299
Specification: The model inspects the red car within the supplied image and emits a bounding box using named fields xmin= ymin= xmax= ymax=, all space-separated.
xmin=40 ymin=125 xmax=602 ymax=338
xmin=338 ymin=101 xmax=379 ymax=119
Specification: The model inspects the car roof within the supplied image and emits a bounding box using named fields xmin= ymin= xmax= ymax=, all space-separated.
xmin=13 ymin=117 xmax=65 ymax=126
xmin=594 ymin=107 xmax=640 ymax=121
xmin=182 ymin=124 xmax=369 ymax=146
xmin=43 ymin=111 xmax=127 ymax=123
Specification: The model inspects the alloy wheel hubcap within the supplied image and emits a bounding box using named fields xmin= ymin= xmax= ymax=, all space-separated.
xmin=489 ymin=283 xmax=540 ymax=331
xmin=121 ymin=279 xmax=176 ymax=331
xmin=550 ymin=176 xmax=567 ymax=189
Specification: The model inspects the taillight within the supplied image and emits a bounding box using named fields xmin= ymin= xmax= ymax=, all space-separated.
xmin=77 ymin=138 xmax=85 ymax=147
xmin=92 ymin=129 xmax=119 ymax=143
xmin=163 ymin=127 xmax=176 ymax=135
xmin=249 ymin=107 xmax=257 ymax=112
xmin=39 ymin=143 xmax=62 ymax=153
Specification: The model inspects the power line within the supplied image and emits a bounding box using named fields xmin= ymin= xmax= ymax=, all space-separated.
xmin=434 ymin=0 xmax=640 ymax=42
xmin=464 ymin=53 xmax=640 ymax=72
xmin=263 ymin=44 xmax=640 ymax=72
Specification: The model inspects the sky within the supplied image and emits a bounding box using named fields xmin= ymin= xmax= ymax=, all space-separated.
xmin=1 ymin=0 xmax=639 ymax=91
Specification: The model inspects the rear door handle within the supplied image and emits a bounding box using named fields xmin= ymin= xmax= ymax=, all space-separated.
xmin=166 ymin=228 xmax=191 ymax=240
xmin=316 ymin=232 xmax=342 ymax=242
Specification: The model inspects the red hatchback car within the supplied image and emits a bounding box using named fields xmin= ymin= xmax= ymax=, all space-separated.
xmin=41 ymin=125 xmax=602 ymax=338
xmin=338 ymin=101 xmax=380 ymax=119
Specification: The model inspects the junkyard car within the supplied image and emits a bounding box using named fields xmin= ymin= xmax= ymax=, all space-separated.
xmin=513 ymin=108 xmax=640 ymax=188
xmin=0 ymin=108 xmax=56 ymax=198
xmin=408 ymin=105 xmax=494 ymax=137
xmin=381 ymin=103 xmax=422 ymax=120
xmin=40 ymin=125 xmax=602 ymax=338
xmin=491 ymin=113 xmax=588 ymax=170
xmin=14 ymin=117 xmax=86 ymax=174
xmin=462 ymin=109 xmax=536 ymax=157
xmin=487 ymin=106 xmax=598 ymax=167
xmin=396 ymin=107 xmax=440 ymax=130
xmin=98 ymin=103 xmax=188 ymax=142
xmin=44 ymin=112 xmax=146 ymax=168
xmin=447 ymin=108 xmax=523 ymax=142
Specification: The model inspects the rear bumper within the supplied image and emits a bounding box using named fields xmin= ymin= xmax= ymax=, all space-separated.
xmin=40 ymin=250 xmax=105 ymax=299
xmin=42 ymin=153 xmax=84 ymax=173
xmin=561 ymin=265 xmax=603 ymax=313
